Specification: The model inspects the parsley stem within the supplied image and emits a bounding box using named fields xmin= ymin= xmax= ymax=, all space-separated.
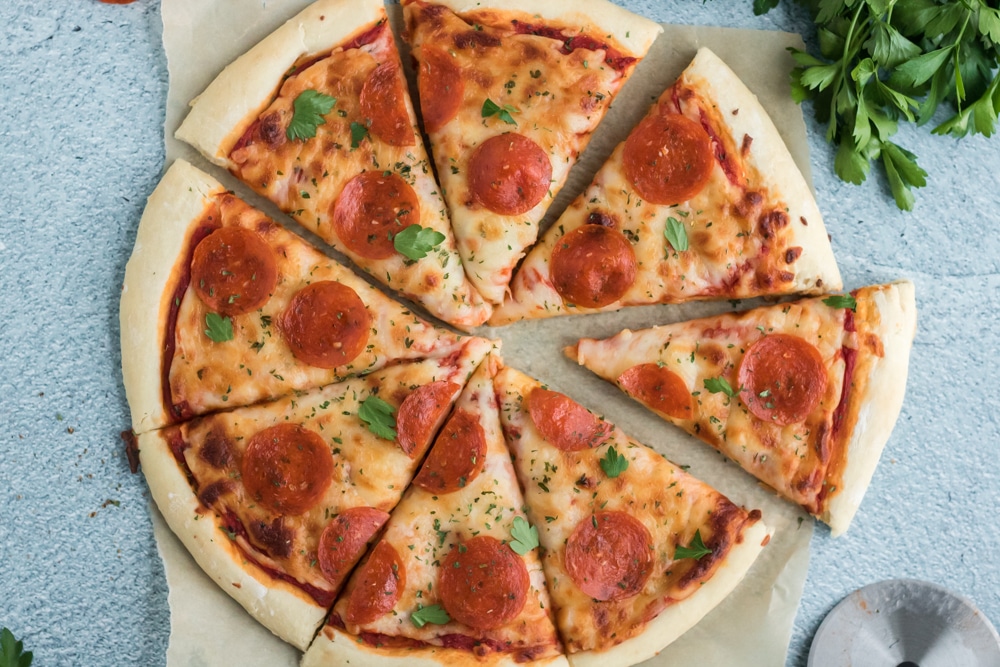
xmin=951 ymin=13 xmax=971 ymax=112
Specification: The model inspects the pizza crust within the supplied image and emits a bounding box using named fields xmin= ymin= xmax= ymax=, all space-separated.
xmin=822 ymin=280 xmax=917 ymax=536
xmin=566 ymin=520 xmax=770 ymax=667
xmin=681 ymin=47 xmax=842 ymax=294
xmin=120 ymin=159 xmax=224 ymax=434
xmin=301 ymin=625 xmax=570 ymax=667
xmin=138 ymin=429 xmax=326 ymax=651
xmin=421 ymin=0 xmax=661 ymax=58
xmin=175 ymin=0 xmax=385 ymax=166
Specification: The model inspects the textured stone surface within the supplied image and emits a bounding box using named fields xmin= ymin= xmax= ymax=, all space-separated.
xmin=0 ymin=1 xmax=996 ymax=665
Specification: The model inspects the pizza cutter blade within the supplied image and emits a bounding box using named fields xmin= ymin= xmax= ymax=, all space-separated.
xmin=807 ymin=579 xmax=1000 ymax=667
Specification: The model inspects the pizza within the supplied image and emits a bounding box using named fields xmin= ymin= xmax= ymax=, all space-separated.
xmin=566 ymin=281 xmax=917 ymax=536
xmin=138 ymin=347 xmax=491 ymax=649
xmin=120 ymin=160 xmax=489 ymax=434
xmin=489 ymin=47 xmax=842 ymax=325
xmin=493 ymin=367 xmax=769 ymax=664
xmin=402 ymin=0 xmax=661 ymax=305
xmin=121 ymin=0 xmax=921 ymax=663
xmin=303 ymin=356 xmax=568 ymax=666
xmin=174 ymin=0 xmax=490 ymax=329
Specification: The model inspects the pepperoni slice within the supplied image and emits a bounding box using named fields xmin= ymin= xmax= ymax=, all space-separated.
xmin=618 ymin=364 xmax=694 ymax=420
xmin=317 ymin=507 xmax=390 ymax=589
xmin=395 ymin=381 xmax=461 ymax=458
xmin=468 ymin=134 xmax=552 ymax=216
xmin=550 ymin=225 xmax=637 ymax=308
xmin=359 ymin=63 xmax=415 ymax=146
xmin=280 ymin=281 xmax=371 ymax=369
xmin=345 ymin=540 xmax=406 ymax=625
xmin=737 ymin=334 xmax=828 ymax=425
xmin=412 ymin=409 xmax=486 ymax=494
xmin=564 ymin=511 xmax=653 ymax=601
xmin=241 ymin=424 xmax=333 ymax=515
xmin=624 ymin=112 xmax=714 ymax=205
xmin=439 ymin=536 xmax=529 ymax=630
xmin=332 ymin=172 xmax=421 ymax=260
xmin=527 ymin=387 xmax=611 ymax=451
xmin=190 ymin=226 xmax=277 ymax=316
xmin=417 ymin=46 xmax=464 ymax=133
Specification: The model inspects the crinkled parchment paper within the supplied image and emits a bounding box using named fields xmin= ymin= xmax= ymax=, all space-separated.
xmin=156 ymin=1 xmax=814 ymax=664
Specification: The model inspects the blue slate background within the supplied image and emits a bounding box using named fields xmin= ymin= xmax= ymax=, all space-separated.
xmin=0 ymin=1 xmax=997 ymax=665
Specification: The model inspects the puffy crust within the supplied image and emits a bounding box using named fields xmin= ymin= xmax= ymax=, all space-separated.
xmin=138 ymin=429 xmax=325 ymax=651
xmin=301 ymin=625 xmax=570 ymax=667
xmin=680 ymin=47 xmax=841 ymax=294
xmin=567 ymin=521 xmax=770 ymax=667
xmin=120 ymin=159 xmax=223 ymax=434
xmin=822 ymin=280 xmax=917 ymax=536
xmin=422 ymin=0 xmax=661 ymax=57
xmin=175 ymin=0 xmax=385 ymax=166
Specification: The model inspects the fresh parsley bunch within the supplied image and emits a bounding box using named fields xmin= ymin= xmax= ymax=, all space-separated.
xmin=756 ymin=0 xmax=1000 ymax=210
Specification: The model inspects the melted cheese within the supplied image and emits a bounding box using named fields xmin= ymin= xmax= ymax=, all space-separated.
xmin=404 ymin=1 xmax=634 ymax=304
xmin=229 ymin=25 xmax=490 ymax=329
xmin=493 ymin=51 xmax=839 ymax=325
xmin=494 ymin=367 xmax=760 ymax=654
xmin=168 ymin=193 xmax=475 ymax=418
xmin=572 ymin=294 xmax=866 ymax=515
xmin=332 ymin=360 xmax=563 ymax=661
xmin=178 ymin=354 xmax=487 ymax=601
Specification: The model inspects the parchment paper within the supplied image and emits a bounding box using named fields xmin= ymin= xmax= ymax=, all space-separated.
xmin=158 ymin=2 xmax=814 ymax=664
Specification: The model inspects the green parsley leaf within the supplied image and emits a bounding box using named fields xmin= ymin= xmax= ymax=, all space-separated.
xmin=673 ymin=530 xmax=712 ymax=560
xmin=410 ymin=604 xmax=451 ymax=628
xmin=752 ymin=0 xmax=780 ymax=16
xmin=822 ymin=294 xmax=858 ymax=311
xmin=481 ymin=98 xmax=519 ymax=125
xmin=393 ymin=225 xmax=446 ymax=260
xmin=286 ymin=90 xmax=336 ymax=141
xmin=703 ymin=377 xmax=737 ymax=398
xmin=204 ymin=312 xmax=233 ymax=343
xmin=350 ymin=121 xmax=370 ymax=149
xmin=0 ymin=628 xmax=33 ymax=667
xmin=359 ymin=395 xmax=397 ymax=440
xmin=770 ymin=1 xmax=1000 ymax=210
xmin=599 ymin=445 xmax=629 ymax=479
xmin=664 ymin=217 xmax=689 ymax=252
xmin=509 ymin=516 xmax=539 ymax=556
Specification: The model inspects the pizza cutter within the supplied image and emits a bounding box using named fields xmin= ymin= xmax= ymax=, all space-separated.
xmin=808 ymin=579 xmax=1000 ymax=667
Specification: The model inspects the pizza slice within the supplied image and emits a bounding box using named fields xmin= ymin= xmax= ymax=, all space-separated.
xmin=402 ymin=0 xmax=661 ymax=305
xmin=302 ymin=356 xmax=567 ymax=666
xmin=175 ymin=0 xmax=490 ymax=329
xmin=567 ymin=281 xmax=917 ymax=536
xmin=121 ymin=160 xmax=494 ymax=434
xmin=138 ymin=345 xmax=492 ymax=650
xmin=493 ymin=366 xmax=769 ymax=665
xmin=490 ymin=47 xmax=843 ymax=325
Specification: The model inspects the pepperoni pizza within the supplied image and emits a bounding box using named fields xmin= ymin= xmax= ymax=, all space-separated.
xmin=402 ymin=0 xmax=662 ymax=305
xmin=137 ymin=348 xmax=491 ymax=649
xmin=120 ymin=160 xmax=488 ymax=434
xmin=490 ymin=47 xmax=843 ymax=325
xmin=303 ymin=356 xmax=568 ymax=666
xmin=493 ymin=366 xmax=769 ymax=664
xmin=175 ymin=0 xmax=490 ymax=329
xmin=567 ymin=281 xmax=917 ymax=536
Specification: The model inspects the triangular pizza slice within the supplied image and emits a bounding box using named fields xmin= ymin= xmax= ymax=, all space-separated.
xmin=138 ymin=345 xmax=492 ymax=650
xmin=303 ymin=356 xmax=567 ymax=666
xmin=121 ymin=160 xmax=494 ymax=434
xmin=490 ymin=47 xmax=842 ymax=325
xmin=567 ymin=281 xmax=917 ymax=536
xmin=493 ymin=366 xmax=769 ymax=665
xmin=175 ymin=0 xmax=490 ymax=328
xmin=402 ymin=0 xmax=661 ymax=304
